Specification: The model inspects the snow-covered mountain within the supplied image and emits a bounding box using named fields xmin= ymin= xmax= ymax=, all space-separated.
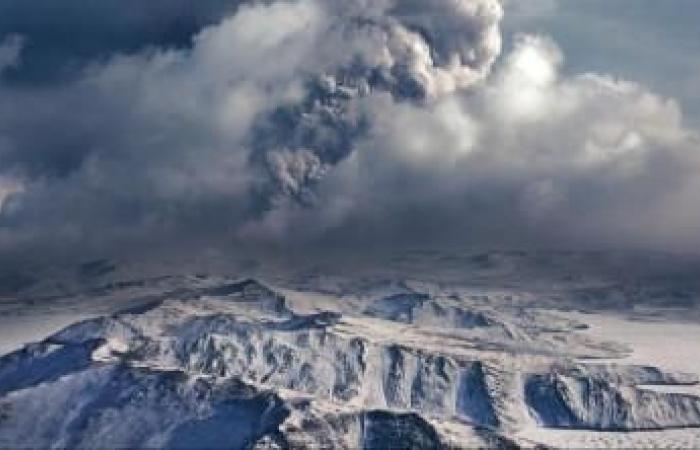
xmin=1 ymin=252 xmax=700 ymax=448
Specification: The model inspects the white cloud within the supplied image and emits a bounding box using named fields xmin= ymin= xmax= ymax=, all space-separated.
xmin=0 ymin=35 xmax=23 ymax=74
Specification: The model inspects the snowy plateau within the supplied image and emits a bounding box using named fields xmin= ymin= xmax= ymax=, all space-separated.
xmin=1 ymin=251 xmax=700 ymax=449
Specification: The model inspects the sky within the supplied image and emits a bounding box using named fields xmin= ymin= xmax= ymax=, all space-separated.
xmin=1 ymin=0 xmax=699 ymax=265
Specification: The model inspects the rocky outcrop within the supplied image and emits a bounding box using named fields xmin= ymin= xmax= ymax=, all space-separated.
xmin=0 ymin=362 xmax=289 ymax=449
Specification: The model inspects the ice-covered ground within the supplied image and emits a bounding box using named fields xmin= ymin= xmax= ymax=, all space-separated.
xmin=514 ymin=311 xmax=700 ymax=448
xmin=576 ymin=312 xmax=700 ymax=396
xmin=0 ymin=251 xmax=699 ymax=448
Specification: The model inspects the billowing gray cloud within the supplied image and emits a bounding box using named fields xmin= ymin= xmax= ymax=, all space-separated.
xmin=0 ymin=0 xmax=699 ymax=265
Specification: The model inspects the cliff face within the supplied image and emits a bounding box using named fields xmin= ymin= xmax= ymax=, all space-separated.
xmin=525 ymin=372 xmax=700 ymax=431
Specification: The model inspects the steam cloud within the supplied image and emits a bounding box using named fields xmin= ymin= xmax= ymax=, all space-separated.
xmin=0 ymin=0 xmax=699 ymax=263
